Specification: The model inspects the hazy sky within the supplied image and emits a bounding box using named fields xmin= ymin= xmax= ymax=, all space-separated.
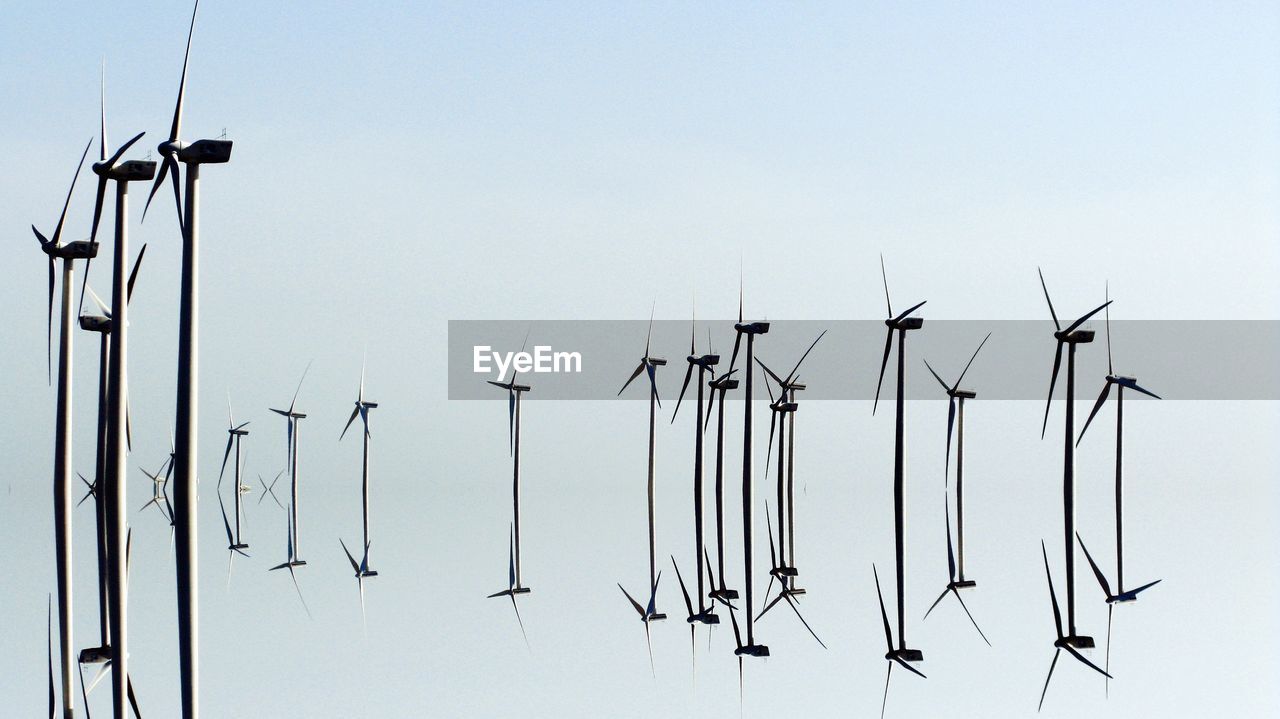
xmin=2 ymin=2 xmax=1277 ymax=716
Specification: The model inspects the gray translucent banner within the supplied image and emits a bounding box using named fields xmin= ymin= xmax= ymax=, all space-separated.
xmin=448 ymin=320 xmax=1280 ymax=400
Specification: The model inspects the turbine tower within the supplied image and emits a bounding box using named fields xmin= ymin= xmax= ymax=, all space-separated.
xmin=140 ymin=4 xmax=234 ymax=714
xmin=32 ymin=138 xmax=93 ymax=719
xmin=89 ymin=68 xmax=156 ymax=719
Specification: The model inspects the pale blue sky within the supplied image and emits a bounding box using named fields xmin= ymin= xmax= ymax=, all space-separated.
xmin=2 ymin=2 xmax=1278 ymax=716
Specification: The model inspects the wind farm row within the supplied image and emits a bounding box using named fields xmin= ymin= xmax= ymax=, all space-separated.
xmin=25 ymin=2 xmax=1167 ymax=717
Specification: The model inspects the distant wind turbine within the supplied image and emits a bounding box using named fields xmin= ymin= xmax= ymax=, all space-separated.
xmin=486 ymin=343 xmax=531 ymax=641
xmin=1036 ymin=268 xmax=1111 ymax=663
xmin=872 ymin=256 xmax=927 ymax=695
xmin=341 ymin=363 xmax=381 ymax=617
xmin=921 ymin=333 xmax=992 ymax=646
xmin=617 ymin=308 xmax=668 ymax=669
xmin=270 ymin=365 xmax=311 ymax=574
xmin=1074 ymin=288 xmax=1162 ymax=693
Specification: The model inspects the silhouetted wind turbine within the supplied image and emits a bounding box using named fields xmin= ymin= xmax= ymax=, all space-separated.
xmin=873 ymin=256 xmax=926 ymax=676
xmin=731 ymin=290 xmax=770 ymax=660
xmin=138 ymin=4 xmax=235 ymax=713
xmin=218 ymin=398 xmax=250 ymax=555
xmin=670 ymin=311 xmax=721 ymax=642
xmin=270 ymin=365 xmax=311 ymax=573
xmin=341 ymin=363 xmax=380 ymax=616
xmin=1037 ymin=268 xmax=1111 ymax=656
xmin=32 ymin=139 xmax=95 ymax=719
xmin=486 ymin=346 xmax=531 ymax=639
xmin=921 ymin=333 xmax=992 ymax=645
xmin=755 ymin=330 xmax=826 ymax=628
xmin=1037 ymin=541 xmax=1111 ymax=711
xmin=1074 ymin=289 xmax=1162 ymax=692
xmin=618 ymin=309 xmax=668 ymax=667
xmin=89 ymin=66 xmax=156 ymax=719
xmin=704 ymin=300 xmax=742 ymax=607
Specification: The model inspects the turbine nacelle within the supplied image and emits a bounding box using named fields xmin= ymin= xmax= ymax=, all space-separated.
xmin=79 ymin=646 xmax=111 ymax=665
xmin=94 ymin=159 xmax=157 ymax=183
xmin=886 ymin=315 xmax=924 ymax=331
xmin=1056 ymin=328 xmax=1095 ymax=344
xmin=1057 ymin=635 xmax=1095 ymax=650
xmin=79 ymin=315 xmax=111 ymax=333
xmin=734 ymin=321 xmax=770 ymax=335
xmin=52 ymin=240 xmax=99 ymax=260
xmin=178 ymin=138 xmax=233 ymax=164
xmin=708 ymin=376 xmax=739 ymax=391
xmin=886 ymin=647 xmax=924 ymax=663
xmin=734 ymin=643 xmax=770 ymax=658
xmin=645 ymin=357 xmax=667 ymax=367
xmin=685 ymin=609 xmax=720 ymax=625
xmin=686 ymin=353 xmax=720 ymax=367
xmin=949 ymin=388 xmax=977 ymax=400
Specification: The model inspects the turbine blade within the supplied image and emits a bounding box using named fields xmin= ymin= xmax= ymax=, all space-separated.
xmin=646 ymin=362 xmax=661 ymax=408
xmin=1128 ymin=578 xmax=1162 ymax=596
xmin=1076 ymin=533 xmax=1114 ymax=598
xmin=46 ymin=256 xmax=54 ymax=383
xmin=340 ymin=538 xmax=360 ymax=574
xmin=785 ymin=329 xmax=827 ymax=384
xmin=1042 ymin=541 xmax=1063 ymax=638
xmin=873 ymin=327 xmax=894 ymax=415
xmin=951 ymin=588 xmax=991 ymax=646
xmin=880 ymin=661 xmax=892 ymax=719
xmin=105 ymin=132 xmax=146 ymax=170
xmin=671 ymin=556 xmax=694 ymax=618
xmin=1127 ymin=381 xmax=1162 ymax=400
xmin=1038 ymin=648 xmax=1061 ymax=712
xmin=873 ymin=564 xmax=894 ymax=651
xmin=219 ymin=434 xmax=234 ymax=485
xmin=756 ymin=588 xmax=784 ymax=622
xmin=508 ymin=524 xmax=516 ymax=590
xmin=218 ymin=490 xmax=234 ymax=545
xmin=1038 ymin=268 xmax=1060 ymax=331
xmin=671 ymin=363 xmax=694 ymax=423
xmin=1064 ymin=645 xmax=1112 ymax=678
xmin=1064 ymin=301 xmax=1113 ymax=335
xmin=507 ymin=389 xmax=515 ymax=455
xmin=783 ymin=594 xmax=827 ymax=649
xmin=618 ymin=584 xmax=645 ymax=617
xmin=340 ymin=406 xmax=360 ymax=441
xmin=618 ymin=362 xmax=645 ymax=396
xmin=52 ymin=139 xmax=92 ymax=247
xmin=922 ymin=586 xmax=950 ymax=621
xmin=893 ymin=300 xmax=926 ymax=323
xmin=510 ymin=593 xmax=529 ymax=649
xmin=893 ymin=656 xmax=926 ymax=679
xmin=922 ymin=359 xmax=949 ymax=392
xmin=1041 ymin=342 xmax=1063 ymax=439
xmin=171 ymin=0 xmax=199 ymax=142
xmin=1076 ymin=382 xmax=1112 ymax=446
xmin=880 ymin=254 xmax=893 ymax=317
xmin=90 ymin=175 xmax=108 ymax=244
xmin=765 ymin=504 xmax=778 ymax=569
xmin=953 ymin=332 xmax=991 ymax=389
xmin=1105 ymin=603 xmax=1113 ymax=697
xmin=756 ymin=358 xmax=783 ymax=389
xmin=47 ymin=596 xmax=54 ymax=719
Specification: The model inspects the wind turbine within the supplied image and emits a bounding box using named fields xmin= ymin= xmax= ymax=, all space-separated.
xmin=1037 ymin=541 xmax=1111 ymax=710
xmin=139 ymin=4 xmax=235 ymax=714
xmin=269 ymin=365 xmax=310 ymax=573
xmin=218 ymin=398 xmax=251 ymax=557
xmin=1074 ymin=289 xmax=1162 ymax=691
xmin=617 ymin=309 xmax=668 ymax=667
xmin=731 ymin=293 xmax=770 ymax=660
xmin=704 ymin=301 xmax=742 ymax=607
xmin=755 ymin=330 xmax=826 ymax=617
xmin=921 ymin=333 xmax=992 ymax=645
xmin=1037 ymin=268 xmax=1111 ymax=657
xmin=341 ymin=363 xmax=380 ymax=616
xmin=485 ymin=348 xmax=531 ymax=639
xmin=669 ymin=311 xmax=721 ymax=659
xmin=31 ymin=138 xmax=95 ymax=719
xmin=89 ymin=66 xmax=156 ymax=719
xmin=872 ymin=256 xmax=927 ymax=679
